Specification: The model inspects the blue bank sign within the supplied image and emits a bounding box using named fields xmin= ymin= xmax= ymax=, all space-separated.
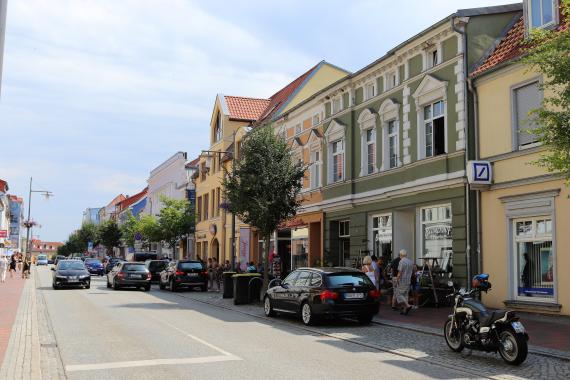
xmin=467 ymin=161 xmax=492 ymax=185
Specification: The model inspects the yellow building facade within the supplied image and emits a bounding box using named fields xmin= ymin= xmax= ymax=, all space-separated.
xmin=475 ymin=62 xmax=569 ymax=315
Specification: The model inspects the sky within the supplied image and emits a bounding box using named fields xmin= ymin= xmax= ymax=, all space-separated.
xmin=0 ymin=0 xmax=510 ymax=242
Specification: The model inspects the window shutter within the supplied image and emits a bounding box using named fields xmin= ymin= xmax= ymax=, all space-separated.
xmin=515 ymin=81 xmax=540 ymax=147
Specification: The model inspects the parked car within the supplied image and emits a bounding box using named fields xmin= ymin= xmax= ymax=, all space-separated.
xmin=84 ymin=258 xmax=105 ymax=276
xmin=263 ymin=267 xmax=381 ymax=326
xmin=36 ymin=254 xmax=48 ymax=266
xmin=159 ymin=260 xmax=207 ymax=292
xmin=107 ymin=262 xmax=151 ymax=291
xmin=105 ymin=258 xmax=125 ymax=274
xmin=54 ymin=255 xmax=67 ymax=266
xmin=47 ymin=257 xmax=54 ymax=264
xmin=51 ymin=260 xmax=91 ymax=289
xmin=144 ymin=259 xmax=168 ymax=283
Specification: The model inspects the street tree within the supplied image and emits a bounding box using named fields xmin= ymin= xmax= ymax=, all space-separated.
xmin=97 ymin=220 xmax=122 ymax=257
xmin=223 ymin=126 xmax=306 ymax=293
xmin=120 ymin=211 xmax=138 ymax=248
xmin=523 ymin=0 xmax=570 ymax=185
xmin=157 ymin=196 xmax=195 ymax=256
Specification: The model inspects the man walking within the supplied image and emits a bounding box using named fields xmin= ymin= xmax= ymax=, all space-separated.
xmin=395 ymin=249 xmax=413 ymax=315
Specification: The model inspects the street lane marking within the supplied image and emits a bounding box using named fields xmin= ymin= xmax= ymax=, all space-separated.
xmin=65 ymin=354 xmax=241 ymax=372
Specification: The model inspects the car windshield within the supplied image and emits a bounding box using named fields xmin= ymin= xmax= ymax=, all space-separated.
xmin=38 ymin=255 xmax=47 ymax=260
xmin=148 ymin=261 xmax=167 ymax=271
xmin=179 ymin=262 xmax=203 ymax=270
xmin=326 ymin=273 xmax=373 ymax=287
xmin=58 ymin=261 xmax=86 ymax=270
xmin=85 ymin=259 xmax=100 ymax=264
xmin=123 ymin=264 xmax=146 ymax=272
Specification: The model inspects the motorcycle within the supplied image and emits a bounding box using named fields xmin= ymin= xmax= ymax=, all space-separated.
xmin=444 ymin=274 xmax=529 ymax=365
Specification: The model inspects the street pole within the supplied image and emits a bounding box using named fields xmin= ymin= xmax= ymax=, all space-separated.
xmin=25 ymin=177 xmax=32 ymax=257
xmin=231 ymin=131 xmax=236 ymax=271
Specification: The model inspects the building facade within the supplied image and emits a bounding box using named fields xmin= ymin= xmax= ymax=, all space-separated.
xmin=8 ymin=195 xmax=23 ymax=251
xmin=0 ymin=179 xmax=9 ymax=256
xmin=274 ymin=4 xmax=521 ymax=285
xmin=82 ymin=207 xmax=102 ymax=226
xmin=473 ymin=0 xmax=569 ymax=315
xmin=0 ymin=0 xmax=7 ymax=97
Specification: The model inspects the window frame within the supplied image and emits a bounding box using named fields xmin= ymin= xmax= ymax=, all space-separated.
xmin=423 ymin=100 xmax=446 ymax=158
xmin=312 ymin=113 xmax=320 ymax=127
xmin=417 ymin=204 xmax=453 ymax=263
xmin=213 ymin=112 xmax=223 ymax=143
xmin=310 ymin=149 xmax=322 ymax=189
xmin=364 ymin=81 xmax=376 ymax=101
xmin=294 ymin=123 xmax=302 ymax=136
xmin=511 ymin=77 xmax=543 ymax=151
xmin=331 ymin=95 xmax=343 ymax=114
xmin=331 ymin=139 xmax=345 ymax=183
xmin=384 ymin=71 xmax=398 ymax=91
xmin=526 ymin=0 xmax=558 ymax=30
xmin=339 ymin=220 xmax=350 ymax=238
xmin=387 ymin=119 xmax=399 ymax=169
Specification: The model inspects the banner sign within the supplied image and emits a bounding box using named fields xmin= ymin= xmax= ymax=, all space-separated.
xmin=0 ymin=230 xmax=7 ymax=238
xmin=239 ymin=228 xmax=250 ymax=272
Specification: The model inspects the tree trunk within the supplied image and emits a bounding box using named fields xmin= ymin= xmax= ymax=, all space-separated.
xmin=261 ymin=232 xmax=270 ymax=297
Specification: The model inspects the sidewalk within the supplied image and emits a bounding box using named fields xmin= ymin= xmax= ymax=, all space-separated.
xmin=0 ymin=274 xmax=25 ymax=367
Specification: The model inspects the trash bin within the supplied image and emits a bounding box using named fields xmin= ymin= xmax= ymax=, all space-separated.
xmin=248 ymin=276 xmax=263 ymax=303
xmin=233 ymin=273 xmax=261 ymax=305
xmin=222 ymin=271 xmax=236 ymax=298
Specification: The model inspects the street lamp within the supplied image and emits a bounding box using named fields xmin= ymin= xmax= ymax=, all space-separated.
xmin=24 ymin=177 xmax=53 ymax=257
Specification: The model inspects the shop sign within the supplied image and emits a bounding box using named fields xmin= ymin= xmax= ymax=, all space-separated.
xmin=467 ymin=161 xmax=492 ymax=185
xmin=0 ymin=230 xmax=7 ymax=238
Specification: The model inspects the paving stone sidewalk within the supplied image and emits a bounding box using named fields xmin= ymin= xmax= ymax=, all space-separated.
xmin=0 ymin=269 xmax=66 ymax=380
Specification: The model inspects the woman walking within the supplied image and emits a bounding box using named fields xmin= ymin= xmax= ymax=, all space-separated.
xmin=9 ymin=256 xmax=17 ymax=279
xmin=361 ymin=256 xmax=377 ymax=289
xmin=22 ymin=257 xmax=31 ymax=279
xmin=0 ymin=255 xmax=8 ymax=283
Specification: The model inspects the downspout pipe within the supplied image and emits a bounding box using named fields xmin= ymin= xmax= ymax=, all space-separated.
xmin=452 ymin=15 xmax=472 ymax=288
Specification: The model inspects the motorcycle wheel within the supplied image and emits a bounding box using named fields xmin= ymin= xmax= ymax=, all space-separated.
xmin=444 ymin=318 xmax=464 ymax=352
xmin=498 ymin=328 xmax=528 ymax=365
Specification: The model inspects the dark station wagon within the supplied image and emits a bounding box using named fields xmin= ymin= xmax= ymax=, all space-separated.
xmin=264 ymin=267 xmax=380 ymax=325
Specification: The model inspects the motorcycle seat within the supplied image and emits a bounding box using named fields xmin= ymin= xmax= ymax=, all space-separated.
xmin=480 ymin=310 xmax=508 ymax=327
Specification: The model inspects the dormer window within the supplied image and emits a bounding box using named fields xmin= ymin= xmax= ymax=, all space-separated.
xmin=528 ymin=0 xmax=557 ymax=29
xmin=214 ymin=112 xmax=222 ymax=143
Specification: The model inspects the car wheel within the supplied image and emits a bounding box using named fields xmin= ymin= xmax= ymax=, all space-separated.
xmin=85 ymin=282 xmax=91 ymax=290
xmin=357 ymin=314 xmax=374 ymax=325
xmin=169 ymin=278 xmax=177 ymax=292
xmin=301 ymin=302 xmax=317 ymax=326
xmin=113 ymin=279 xmax=120 ymax=290
xmin=52 ymin=283 xmax=59 ymax=290
xmin=264 ymin=296 xmax=275 ymax=317
xmin=106 ymin=279 xmax=111 ymax=288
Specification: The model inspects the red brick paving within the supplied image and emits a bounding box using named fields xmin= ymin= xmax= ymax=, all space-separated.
xmin=377 ymin=303 xmax=570 ymax=353
xmin=0 ymin=275 xmax=26 ymax=366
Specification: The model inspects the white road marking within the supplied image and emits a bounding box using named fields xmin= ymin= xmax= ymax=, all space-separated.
xmin=65 ymin=354 xmax=241 ymax=372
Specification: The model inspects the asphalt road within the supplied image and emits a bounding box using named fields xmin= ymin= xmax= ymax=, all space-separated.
xmin=35 ymin=267 xmax=504 ymax=380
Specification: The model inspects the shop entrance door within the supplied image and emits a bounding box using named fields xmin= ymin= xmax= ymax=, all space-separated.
xmin=277 ymin=229 xmax=292 ymax=277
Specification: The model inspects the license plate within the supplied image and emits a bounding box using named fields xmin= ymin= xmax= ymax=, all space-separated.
xmin=511 ymin=321 xmax=525 ymax=333
xmin=188 ymin=273 xmax=198 ymax=277
xmin=344 ymin=293 xmax=364 ymax=299
xmin=129 ymin=274 xmax=143 ymax=279
xmin=68 ymin=276 xmax=77 ymax=281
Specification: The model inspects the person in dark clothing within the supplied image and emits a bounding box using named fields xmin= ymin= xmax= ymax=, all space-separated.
xmin=390 ymin=256 xmax=401 ymax=310
xmin=522 ymin=253 xmax=532 ymax=288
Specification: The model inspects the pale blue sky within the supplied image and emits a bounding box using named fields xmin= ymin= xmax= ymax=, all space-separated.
xmin=0 ymin=0 xmax=509 ymax=242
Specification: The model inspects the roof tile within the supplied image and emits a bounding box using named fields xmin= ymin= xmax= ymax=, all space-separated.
xmin=224 ymin=96 xmax=270 ymax=121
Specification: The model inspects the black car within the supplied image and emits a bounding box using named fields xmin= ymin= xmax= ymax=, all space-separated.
xmin=105 ymin=258 xmax=126 ymax=274
xmin=144 ymin=259 xmax=168 ymax=283
xmin=263 ymin=267 xmax=380 ymax=326
xmin=107 ymin=262 xmax=151 ymax=291
xmin=159 ymin=260 xmax=207 ymax=292
xmin=52 ymin=260 xmax=91 ymax=289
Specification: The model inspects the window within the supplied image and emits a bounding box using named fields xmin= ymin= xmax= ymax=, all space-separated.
xmin=388 ymin=120 xmax=399 ymax=169
xmin=364 ymin=82 xmax=376 ymax=100
xmin=309 ymin=273 xmax=322 ymax=287
xmin=513 ymin=80 xmax=541 ymax=149
xmin=365 ymin=129 xmax=375 ymax=175
xmin=312 ymin=114 xmax=320 ymax=126
xmin=332 ymin=140 xmax=344 ymax=182
xmin=295 ymin=123 xmax=302 ymax=135
xmin=513 ymin=216 xmax=554 ymax=300
xmin=339 ymin=220 xmax=350 ymax=238
xmin=427 ymin=48 xmax=439 ymax=69
xmin=203 ymin=194 xmax=209 ymax=220
xmin=420 ymin=204 xmax=452 ymax=260
xmin=332 ymin=96 xmax=342 ymax=114
xmin=385 ymin=71 xmax=397 ymax=90
xmin=282 ymin=271 xmax=299 ymax=287
xmin=211 ymin=190 xmax=215 ymax=218
xmin=423 ymin=100 xmax=445 ymax=157
xmin=214 ymin=112 xmax=222 ymax=143
xmin=372 ymin=214 xmax=392 ymax=261
xmin=200 ymin=162 xmax=207 ymax=181
xmin=197 ymin=196 xmax=202 ymax=221
xmin=310 ymin=150 xmax=322 ymax=189
xmin=528 ymin=0 xmax=556 ymax=29
xmin=294 ymin=271 xmax=311 ymax=286
xmin=216 ymin=188 xmax=221 ymax=217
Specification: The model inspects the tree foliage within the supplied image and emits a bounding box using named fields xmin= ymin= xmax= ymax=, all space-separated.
xmin=522 ymin=0 xmax=570 ymax=185
xmin=58 ymin=222 xmax=99 ymax=257
xmin=223 ymin=126 xmax=306 ymax=291
xmin=97 ymin=220 xmax=122 ymax=256
xmin=157 ymin=195 xmax=195 ymax=251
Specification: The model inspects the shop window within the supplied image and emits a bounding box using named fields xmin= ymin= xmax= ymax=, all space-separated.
xmin=420 ymin=204 xmax=452 ymax=260
xmin=423 ymin=100 xmax=445 ymax=157
xmin=513 ymin=80 xmax=541 ymax=150
xmin=527 ymin=0 xmax=557 ymax=29
xmin=513 ymin=217 xmax=554 ymax=300
xmin=292 ymin=227 xmax=308 ymax=270
xmin=372 ymin=214 xmax=392 ymax=263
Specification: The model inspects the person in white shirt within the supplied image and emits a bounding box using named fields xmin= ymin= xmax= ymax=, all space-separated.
xmin=395 ymin=249 xmax=413 ymax=315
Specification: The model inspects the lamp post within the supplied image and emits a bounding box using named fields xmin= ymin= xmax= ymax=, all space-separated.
xmin=24 ymin=177 xmax=53 ymax=257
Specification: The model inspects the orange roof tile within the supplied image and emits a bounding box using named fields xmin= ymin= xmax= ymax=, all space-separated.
xmin=472 ymin=13 xmax=569 ymax=77
xmin=116 ymin=187 xmax=148 ymax=212
xmin=224 ymin=96 xmax=270 ymax=121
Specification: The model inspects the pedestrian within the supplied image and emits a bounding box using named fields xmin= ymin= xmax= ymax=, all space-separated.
xmin=223 ymin=260 xmax=231 ymax=272
xmin=207 ymin=258 xmax=214 ymax=290
xmin=256 ymin=262 xmax=264 ymax=274
xmin=247 ymin=262 xmax=256 ymax=273
xmin=22 ymin=257 xmax=31 ymax=279
xmin=0 ymin=255 xmax=8 ymax=283
xmin=361 ymin=256 xmax=377 ymax=289
xmin=395 ymin=249 xmax=413 ymax=315
xmin=9 ymin=256 xmax=17 ymax=279
xmin=370 ymin=255 xmax=382 ymax=290
xmin=390 ymin=253 xmax=401 ymax=310
xmin=212 ymin=257 xmax=221 ymax=291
